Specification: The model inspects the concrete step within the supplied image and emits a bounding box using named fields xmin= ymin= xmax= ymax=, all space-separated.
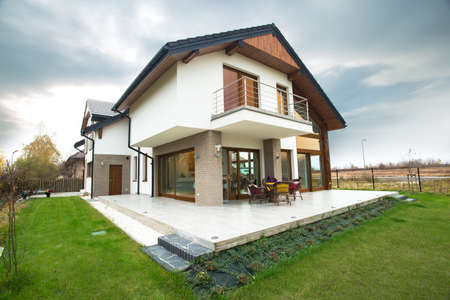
xmin=158 ymin=234 xmax=213 ymax=262
xmin=141 ymin=245 xmax=190 ymax=272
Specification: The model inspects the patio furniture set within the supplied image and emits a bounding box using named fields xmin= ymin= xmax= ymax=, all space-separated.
xmin=247 ymin=177 xmax=303 ymax=205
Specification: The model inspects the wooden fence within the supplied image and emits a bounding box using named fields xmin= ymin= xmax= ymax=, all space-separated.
xmin=18 ymin=178 xmax=84 ymax=193
xmin=331 ymin=166 xmax=450 ymax=195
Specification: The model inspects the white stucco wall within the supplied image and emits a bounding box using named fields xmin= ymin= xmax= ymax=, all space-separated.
xmin=94 ymin=119 xmax=133 ymax=155
xmin=176 ymin=51 xmax=294 ymax=130
xmin=130 ymin=147 xmax=153 ymax=195
xmin=129 ymin=64 xmax=178 ymax=146
xmin=281 ymin=136 xmax=298 ymax=179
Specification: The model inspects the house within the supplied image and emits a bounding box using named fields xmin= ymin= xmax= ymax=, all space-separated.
xmin=77 ymin=24 xmax=345 ymax=205
xmin=61 ymin=151 xmax=85 ymax=178
xmin=75 ymin=99 xmax=152 ymax=197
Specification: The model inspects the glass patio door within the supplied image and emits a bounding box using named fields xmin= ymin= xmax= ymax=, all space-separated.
xmin=222 ymin=148 xmax=259 ymax=200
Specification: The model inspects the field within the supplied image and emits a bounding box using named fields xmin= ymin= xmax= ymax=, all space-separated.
xmin=332 ymin=166 xmax=450 ymax=194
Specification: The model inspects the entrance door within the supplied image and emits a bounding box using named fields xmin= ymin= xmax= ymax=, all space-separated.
xmin=109 ymin=165 xmax=122 ymax=195
xmin=222 ymin=148 xmax=259 ymax=200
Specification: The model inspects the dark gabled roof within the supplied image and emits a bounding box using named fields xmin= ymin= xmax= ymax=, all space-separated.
xmin=86 ymin=99 xmax=117 ymax=118
xmin=74 ymin=139 xmax=85 ymax=148
xmin=112 ymin=23 xmax=346 ymax=128
xmin=67 ymin=151 xmax=85 ymax=160
xmin=81 ymin=108 xmax=129 ymax=135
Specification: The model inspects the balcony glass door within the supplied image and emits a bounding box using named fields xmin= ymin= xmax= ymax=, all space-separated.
xmin=223 ymin=148 xmax=259 ymax=200
xmin=223 ymin=66 xmax=259 ymax=112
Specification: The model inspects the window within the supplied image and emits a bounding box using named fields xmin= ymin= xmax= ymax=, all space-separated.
xmin=281 ymin=150 xmax=292 ymax=181
xmin=87 ymin=162 xmax=93 ymax=178
xmin=223 ymin=66 xmax=259 ymax=111
xmin=312 ymin=120 xmax=321 ymax=134
xmin=277 ymin=85 xmax=288 ymax=115
xmin=143 ymin=156 xmax=148 ymax=182
xmin=133 ymin=156 xmax=138 ymax=181
xmin=98 ymin=128 xmax=102 ymax=139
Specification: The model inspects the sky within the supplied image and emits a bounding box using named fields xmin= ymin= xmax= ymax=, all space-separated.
xmin=0 ymin=0 xmax=449 ymax=168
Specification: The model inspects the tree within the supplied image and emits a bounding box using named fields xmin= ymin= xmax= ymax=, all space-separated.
xmin=0 ymin=153 xmax=5 ymax=172
xmin=14 ymin=134 xmax=61 ymax=184
xmin=0 ymin=161 xmax=20 ymax=275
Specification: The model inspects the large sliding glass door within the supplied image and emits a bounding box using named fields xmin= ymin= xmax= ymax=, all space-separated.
xmin=297 ymin=151 xmax=324 ymax=191
xmin=159 ymin=149 xmax=195 ymax=201
xmin=222 ymin=148 xmax=260 ymax=200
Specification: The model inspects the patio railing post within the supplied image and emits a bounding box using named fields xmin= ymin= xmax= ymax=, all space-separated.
xmin=417 ymin=167 xmax=422 ymax=192
xmin=371 ymin=168 xmax=375 ymax=190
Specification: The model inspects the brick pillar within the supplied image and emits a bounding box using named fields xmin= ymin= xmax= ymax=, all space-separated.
xmin=263 ymin=139 xmax=282 ymax=181
xmin=195 ymin=130 xmax=223 ymax=206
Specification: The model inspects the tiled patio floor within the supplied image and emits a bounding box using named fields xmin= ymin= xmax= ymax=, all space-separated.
xmin=98 ymin=190 xmax=396 ymax=251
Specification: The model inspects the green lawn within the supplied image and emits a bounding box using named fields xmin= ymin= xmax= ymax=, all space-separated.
xmin=0 ymin=196 xmax=194 ymax=299
xmin=231 ymin=193 xmax=450 ymax=299
xmin=1 ymin=193 xmax=449 ymax=299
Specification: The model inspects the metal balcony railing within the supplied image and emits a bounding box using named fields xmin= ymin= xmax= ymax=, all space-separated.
xmin=212 ymin=76 xmax=309 ymax=121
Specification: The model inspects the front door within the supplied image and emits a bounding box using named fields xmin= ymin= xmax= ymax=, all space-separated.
xmin=222 ymin=148 xmax=260 ymax=200
xmin=109 ymin=165 xmax=122 ymax=195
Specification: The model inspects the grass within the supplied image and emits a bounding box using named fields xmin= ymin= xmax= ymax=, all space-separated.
xmin=0 ymin=196 xmax=194 ymax=299
xmin=188 ymin=197 xmax=401 ymax=297
xmin=0 ymin=193 xmax=448 ymax=299
xmin=230 ymin=193 xmax=450 ymax=299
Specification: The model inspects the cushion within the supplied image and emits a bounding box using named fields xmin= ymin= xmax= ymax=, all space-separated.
xmin=249 ymin=185 xmax=261 ymax=195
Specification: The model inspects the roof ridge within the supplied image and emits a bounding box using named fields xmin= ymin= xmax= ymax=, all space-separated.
xmin=166 ymin=24 xmax=273 ymax=47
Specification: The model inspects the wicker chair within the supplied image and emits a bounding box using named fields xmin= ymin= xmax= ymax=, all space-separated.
xmin=273 ymin=181 xmax=292 ymax=205
xmin=247 ymin=184 xmax=268 ymax=204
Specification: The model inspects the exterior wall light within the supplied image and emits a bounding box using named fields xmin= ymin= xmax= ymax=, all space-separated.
xmin=215 ymin=144 xmax=222 ymax=157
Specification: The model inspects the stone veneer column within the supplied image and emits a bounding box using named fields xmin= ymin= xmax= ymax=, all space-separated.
xmin=195 ymin=131 xmax=223 ymax=206
xmin=263 ymin=139 xmax=282 ymax=180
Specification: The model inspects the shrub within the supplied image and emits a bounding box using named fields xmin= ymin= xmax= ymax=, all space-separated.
xmin=205 ymin=260 xmax=218 ymax=271
xmin=193 ymin=271 xmax=211 ymax=286
xmin=269 ymin=252 xmax=279 ymax=262
xmin=248 ymin=261 xmax=263 ymax=272
xmin=238 ymin=274 xmax=248 ymax=284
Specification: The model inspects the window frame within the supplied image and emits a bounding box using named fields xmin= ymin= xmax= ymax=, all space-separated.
xmin=142 ymin=155 xmax=148 ymax=182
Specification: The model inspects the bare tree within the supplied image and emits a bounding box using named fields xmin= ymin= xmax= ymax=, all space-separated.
xmin=0 ymin=161 xmax=20 ymax=274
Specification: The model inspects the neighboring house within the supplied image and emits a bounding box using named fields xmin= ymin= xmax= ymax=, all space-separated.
xmin=76 ymin=24 xmax=345 ymax=204
xmin=75 ymin=99 xmax=152 ymax=197
xmin=61 ymin=151 xmax=85 ymax=178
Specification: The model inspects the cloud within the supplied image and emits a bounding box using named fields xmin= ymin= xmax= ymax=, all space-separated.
xmin=0 ymin=0 xmax=449 ymax=167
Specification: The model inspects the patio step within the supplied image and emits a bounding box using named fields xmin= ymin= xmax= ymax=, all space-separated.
xmin=158 ymin=234 xmax=213 ymax=262
xmin=141 ymin=245 xmax=190 ymax=272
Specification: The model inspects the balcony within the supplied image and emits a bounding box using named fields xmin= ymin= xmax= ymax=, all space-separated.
xmin=211 ymin=76 xmax=312 ymax=139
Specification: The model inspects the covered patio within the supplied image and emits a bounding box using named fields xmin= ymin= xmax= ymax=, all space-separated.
xmin=98 ymin=190 xmax=396 ymax=251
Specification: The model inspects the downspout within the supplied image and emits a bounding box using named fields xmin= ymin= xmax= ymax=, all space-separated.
xmin=137 ymin=147 xmax=140 ymax=194
xmin=112 ymin=108 xmax=154 ymax=197
xmin=81 ymin=132 xmax=95 ymax=199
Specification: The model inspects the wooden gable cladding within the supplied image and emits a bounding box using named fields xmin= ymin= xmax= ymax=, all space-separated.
xmin=243 ymin=34 xmax=299 ymax=69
